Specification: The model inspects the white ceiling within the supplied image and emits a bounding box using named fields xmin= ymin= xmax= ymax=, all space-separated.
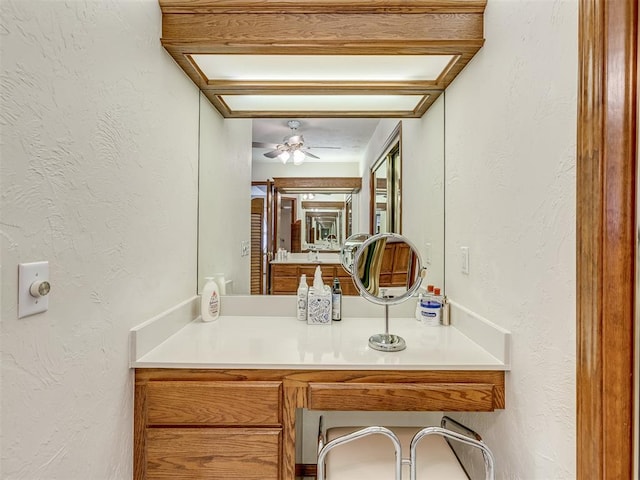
xmin=251 ymin=118 xmax=381 ymax=164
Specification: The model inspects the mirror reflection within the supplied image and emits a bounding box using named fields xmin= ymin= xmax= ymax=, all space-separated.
xmin=370 ymin=123 xmax=402 ymax=234
xmin=352 ymin=233 xmax=423 ymax=304
xmin=197 ymin=93 xmax=445 ymax=296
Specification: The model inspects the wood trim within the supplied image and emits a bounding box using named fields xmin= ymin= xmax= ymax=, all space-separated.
xmin=301 ymin=201 xmax=345 ymax=210
xmin=576 ymin=0 xmax=637 ymax=478
xmin=159 ymin=0 xmax=488 ymax=15
xmin=133 ymin=379 xmax=148 ymax=480
xmin=273 ymin=177 xmax=362 ymax=193
xmin=159 ymin=2 xmax=485 ymax=117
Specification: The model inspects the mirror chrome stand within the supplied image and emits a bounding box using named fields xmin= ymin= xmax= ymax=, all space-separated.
xmin=368 ymin=304 xmax=406 ymax=352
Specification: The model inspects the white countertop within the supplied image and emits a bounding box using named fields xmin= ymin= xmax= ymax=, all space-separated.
xmin=270 ymin=252 xmax=341 ymax=265
xmin=132 ymin=315 xmax=506 ymax=370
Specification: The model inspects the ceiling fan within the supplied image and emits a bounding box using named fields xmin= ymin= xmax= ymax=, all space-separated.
xmin=252 ymin=120 xmax=339 ymax=165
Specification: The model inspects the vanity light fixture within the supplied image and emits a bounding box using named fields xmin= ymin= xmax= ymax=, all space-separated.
xmin=158 ymin=1 xmax=487 ymax=118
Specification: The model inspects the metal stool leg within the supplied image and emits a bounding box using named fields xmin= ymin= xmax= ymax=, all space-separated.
xmin=317 ymin=426 xmax=403 ymax=480
xmin=409 ymin=426 xmax=495 ymax=480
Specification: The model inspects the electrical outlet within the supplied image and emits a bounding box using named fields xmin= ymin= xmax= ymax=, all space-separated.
xmin=425 ymin=242 xmax=432 ymax=265
xmin=461 ymin=246 xmax=470 ymax=274
xmin=18 ymin=261 xmax=50 ymax=318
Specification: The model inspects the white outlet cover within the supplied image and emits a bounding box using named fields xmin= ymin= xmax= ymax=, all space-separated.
xmin=18 ymin=261 xmax=50 ymax=318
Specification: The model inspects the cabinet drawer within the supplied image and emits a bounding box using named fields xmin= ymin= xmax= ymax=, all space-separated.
xmin=146 ymin=428 xmax=281 ymax=479
xmin=146 ymin=381 xmax=281 ymax=425
xmin=308 ymin=382 xmax=496 ymax=411
xmin=271 ymin=264 xmax=298 ymax=276
xmin=270 ymin=276 xmax=299 ymax=294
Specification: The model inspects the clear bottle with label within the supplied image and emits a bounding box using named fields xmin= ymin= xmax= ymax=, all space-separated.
xmin=201 ymin=277 xmax=220 ymax=322
xmin=297 ymin=274 xmax=308 ymax=321
xmin=331 ymin=278 xmax=342 ymax=321
xmin=418 ymin=286 xmax=442 ymax=326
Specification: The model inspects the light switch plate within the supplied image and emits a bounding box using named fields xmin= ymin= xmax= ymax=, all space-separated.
xmin=18 ymin=261 xmax=50 ymax=318
xmin=425 ymin=242 xmax=432 ymax=265
xmin=461 ymin=246 xmax=470 ymax=274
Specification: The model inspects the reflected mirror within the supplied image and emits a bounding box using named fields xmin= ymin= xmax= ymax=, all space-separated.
xmin=370 ymin=123 xmax=402 ymax=234
xmin=198 ymin=93 xmax=445 ymax=296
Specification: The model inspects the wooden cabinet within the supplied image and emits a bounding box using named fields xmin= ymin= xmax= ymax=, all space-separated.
xmin=136 ymin=377 xmax=283 ymax=480
xmin=135 ymin=369 xmax=505 ymax=480
xmin=270 ymin=263 xmax=358 ymax=295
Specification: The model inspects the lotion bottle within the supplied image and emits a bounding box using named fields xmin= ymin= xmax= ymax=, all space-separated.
xmin=297 ymin=274 xmax=308 ymax=321
xmin=201 ymin=277 xmax=220 ymax=322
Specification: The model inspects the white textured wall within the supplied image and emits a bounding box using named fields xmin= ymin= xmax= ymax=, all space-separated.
xmin=359 ymin=110 xmax=445 ymax=289
xmin=444 ymin=0 xmax=577 ymax=478
xmin=198 ymin=96 xmax=252 ymax=294
xmin=0 ymin=1 xmax=199 ymax=478
xmin=251 ymin=160 xmax=359 ymax=181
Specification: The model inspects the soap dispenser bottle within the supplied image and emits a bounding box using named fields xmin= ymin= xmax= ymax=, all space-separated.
xmin=296 ymin=274 xmax=308 ymax=321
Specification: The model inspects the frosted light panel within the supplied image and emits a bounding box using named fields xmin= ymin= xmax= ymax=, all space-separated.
xmin=191 ymin=55 xmax=454 ymax=81
xmin=221 ymin=95 xmax=425 ymax=112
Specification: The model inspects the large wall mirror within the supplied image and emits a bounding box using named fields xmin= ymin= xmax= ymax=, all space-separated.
xmin=197 ymin=93 xmax=445 ymax=296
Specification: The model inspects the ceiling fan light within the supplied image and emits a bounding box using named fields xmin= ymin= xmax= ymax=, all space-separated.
xmin=279 ymin=151 xmax=290 ymax=164
xmin=293 ymin=150 xmax=305 ymax=165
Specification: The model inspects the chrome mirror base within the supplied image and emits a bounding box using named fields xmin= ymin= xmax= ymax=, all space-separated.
xmin=368 ymin=333 xmax=406 ymax=352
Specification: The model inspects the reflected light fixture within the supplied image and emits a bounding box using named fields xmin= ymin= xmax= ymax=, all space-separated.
xmin=293 ymin=150 xmax=305 ymax=165
xmin=278 ymin=151 xmax=290 ymax=164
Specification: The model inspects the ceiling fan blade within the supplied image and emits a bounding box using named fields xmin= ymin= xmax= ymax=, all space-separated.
xmin=302 ymin=150 xmax=320 ymax=160
xmin=307 ymin=145 xmax=341 ymax=150
xmin=263 ymin=150 xmax=283 ymax=159
xmin=253 ymin=141 xmax=279 ymax=149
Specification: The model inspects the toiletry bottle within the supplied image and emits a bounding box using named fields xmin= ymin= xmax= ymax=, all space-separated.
xmin=415 ymin=293 xmax=423 ymax=321
xmin=307 ymin=266 xmax=332 ymax=324
xmin=331 ymin=278 xmax=342 ymax=321
xmin=419 ymin=287 xmax=442 ymax=326
xmin=297 ymin=274 xmax=308 ymax=321
xmin=201 ymin=277 xmax=220 ymax=322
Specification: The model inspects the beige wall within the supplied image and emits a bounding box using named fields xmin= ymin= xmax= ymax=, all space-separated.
xmin=0 ymin=0 xmax=199 ymax=477
xmin=444 ymin=0 xmax=578 ymax=477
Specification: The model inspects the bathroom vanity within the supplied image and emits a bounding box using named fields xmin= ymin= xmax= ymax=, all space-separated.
xmin=131 ymin=309 xmax=509 ymax=480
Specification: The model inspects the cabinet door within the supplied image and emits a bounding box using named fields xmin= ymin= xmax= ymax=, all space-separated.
xmin=146 ymin=428 xmax=281 ymax=479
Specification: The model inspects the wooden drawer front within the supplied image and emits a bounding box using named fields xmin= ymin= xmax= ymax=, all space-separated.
xmin=271 ymin=264 xmax=298 ymax=276
xmin=308 ymin=383 xmax=497 ymax=412
xmin=147 ymin=381 xmax=281 ymax=425
xmin=146 ymin=428 xmax=281 ymax=479
xmin=270 ymin=276 xmax=299 ymax=295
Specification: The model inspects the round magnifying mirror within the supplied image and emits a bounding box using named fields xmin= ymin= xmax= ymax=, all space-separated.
xmin=351 ymin=232 xmax=427 ymax=352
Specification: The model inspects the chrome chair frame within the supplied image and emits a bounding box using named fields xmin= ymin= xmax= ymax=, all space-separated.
xmin=316 ymin=415 xmax=495 ymax=480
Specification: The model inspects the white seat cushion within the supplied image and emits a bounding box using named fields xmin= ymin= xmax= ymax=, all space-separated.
xmin=324 ymin=426 xmax=469 ymax=480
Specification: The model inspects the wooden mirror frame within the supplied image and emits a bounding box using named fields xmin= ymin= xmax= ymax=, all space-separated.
xmin=577 ymin=0 xmax=637 ymax=478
